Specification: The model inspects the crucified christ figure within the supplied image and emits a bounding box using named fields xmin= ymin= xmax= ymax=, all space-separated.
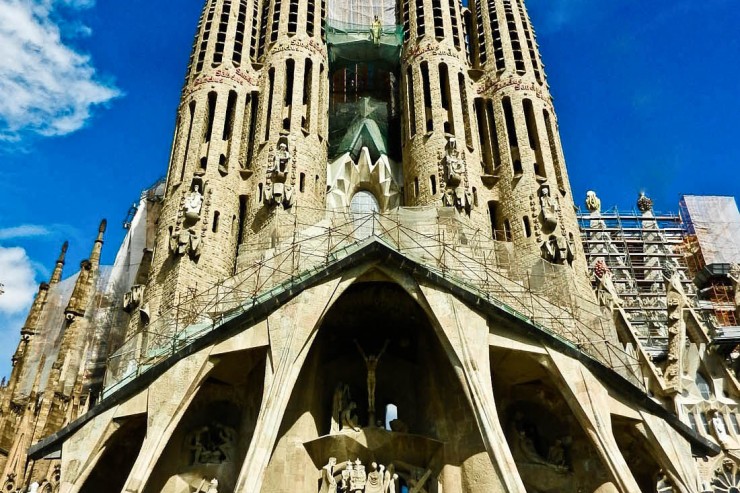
xmin=354 ymin=339 xmax=390 ymax=424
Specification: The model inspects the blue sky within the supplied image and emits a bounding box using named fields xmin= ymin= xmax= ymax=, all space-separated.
xmin=0 ymin=0 xmax=738 ymax=380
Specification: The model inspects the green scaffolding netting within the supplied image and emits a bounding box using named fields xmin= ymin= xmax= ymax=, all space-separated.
xmin=329 ymin=96 xmax=390 ymax=160
xmin=326 ymin=22 xmax=403 ymax=67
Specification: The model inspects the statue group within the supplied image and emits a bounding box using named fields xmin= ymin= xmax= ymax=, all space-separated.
xmin=321 ymin=458 xmax=399 ymax=493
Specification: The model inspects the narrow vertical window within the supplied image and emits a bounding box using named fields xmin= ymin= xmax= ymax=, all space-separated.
xmin=415 ymin=0 xmax=425 ymax=37
xmin=402 ymin=0 xmax=410 ymax=41
xmin=463 ymin=9 xmax=473 ymax=63
xmin=449 ymin=0 xmax=461 ymax=50
xmin=406 ymin=67 xmax=416 ymax=137
xmin=257 ymin=0 xmax=269 ymax=58
xmin=245 ymin=92 xmax=259 ymax=167
xmin=205 ymin=91 xmax=217 ymax=143
xmin=223 ymin=91 xmax=238 ymax=141
xmin=265 ymin=68 xmax=275 ymax=140
xmin=270 ymin=0 xmax=281 ymax=43
xmin=233 ymin=0 xmax=247 ymax=66
xmin=420 ymin=62 xmax=433 ymax=132
xmin=238 ymin=196 xmax=248 ymax=244
xmin=432 ymin=0 xmax=443 ymax=38
xmin=503 ymin=0 xmax=525 ymax=74
xmin=300 ymin=173 xmax=306 ymax=192
xmin=488 ymin=0 xmax=505 ymax=71
xmin=320 ymin=0 xmax=327 ymax=40
xmin=213 ymin=0 xmax=231 ymax=66
xmin=307 ymin=0 xmax=315 ymax=36
xmin=523 ymin=216 xmax=531 ymax=237
xmin=318 ymin=64 xmax=325 ymax=138
xmin=439 ymin=64 xmax=454 ymax=135
xmin=303 ymin=59 xmax=313 ymax=132
xmin=523 ymin=99 xmax=544 ymax=177
xmin=212 ymin=211 xmax=220 ymax=233
xmin=475 ymin=98 xmax=492 ymax=173
xmin=430 ymin=175 xmax=437 ymax=195
xmin=258 ymin=183 xmax=264 ymax=203
xmin=543 ymin=110 xmax=565 ymax=193
xmin=196 ymin=1 xmax=217 ymax=73
xmin=472 ymin=187 xmax=478 ymax=207
xmin=475 ymin=2 xmax=486 ymax=65
xmin=180 ymin=101 xmax=196 ymax=182
xmin=502 ymin=97 xmax=518 ymax=148
xmin=414 ymin=177 xmax=420 ymax=197
xmin=486 ymin=100 xmax=501 ymax=171
xmin=250 ymin=0 xmax=261 ymax=60
xmin=288 ymin=0 xmax=299 ymax=34
xmin=284 ymin=59 xmax=295 ymax=131
xmin=517 ymin=0 xmax=542 ymax=83
xmin=458 ymin=73 xmax=472 ymax=148
xmin=487 ymin=201 xmax=498 ymax=239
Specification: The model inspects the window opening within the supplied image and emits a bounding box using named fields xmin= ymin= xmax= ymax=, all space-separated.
xmin=517 ymin=0 xmax=542 ymax=83
xmin=415 ymin=0 xmax=425 ymax=37
xmin=213 ymin=0 xmax=231 ymax=66
xmin=223 ymin=91 xmax=238 ymax=141
xmin=488 ymin=0 xmax=505 ymax=71
xmin=300 ymin=173 xmax=306 ymax=192
xmin=307 ymin=0 xmax=315 ymax=36
xmin=245 ymin=92 xmax=259 ymax=168
xmin=288 ymin=0 xmax=299 ymax=34
xmin=284 ymin=59 xmax=295 ymax=131
xmin=543 ymin=110 xmax=565 ymax=193
xmin=196 ymin=1 xmax=217 ymax=73
xmin=503 ymin=0 xmax=525 ymax=74
xmin=458 ymin=73 xmax=472 ymax=148
xmin=486 ymin=100 xmax=501 ymax=171
xmin=475 ymin=98 xmax=492 ymax=173
xmin=523 ymin=216 xmax=531 ymax=237
xmin=270 ymin=0 xmax=281 ymax=43
xmin=430 ymin=175 xmax=437 ymax=195
xmin=303 ymin=59 xmax=313 ymax=132
xmin=205 ymin=91 xmax=217 ymax=143
xmin=407 ymin=67 xmax=416 ymax=137
xmin=523 ymin=99 xmax=544 ymax=177
xmin=439 ymin=64 xmax=454 ymax=134
xmin=265 ymin=68 xmax=275 ymax=140
xmin=421 ymin=62 xmax=433 ymax=132
xmin=233 ymin=0 xmax=247 ymax=66
xmin=432 ymin=0 xmax=444 ymax=38
xmin=449 ymin=0 xmax=461 ymax=49
xmin=503 ymin=219 xmax=512 ymax=241
xmin=475 ymin=2 xmax=486 ymax=65
xmin=180 ymin=101 xmax=196 ymax=182
xmin=212 ymin=211 xmax=220 ymax=233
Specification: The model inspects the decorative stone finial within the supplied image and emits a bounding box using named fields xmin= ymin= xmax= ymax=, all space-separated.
xmin=98 ymin=219 xmax=107 ymax=234
xmin=585 ymin=191 xmax=601 ymax=214
xmin=637 ymin=192 xmax=653 ymax=213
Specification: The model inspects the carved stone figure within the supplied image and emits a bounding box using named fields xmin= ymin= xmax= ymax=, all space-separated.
xmin=341 ymin=401 xmax=361 ymax=432
xmin=184 ymin=185 xmax=204 ymax=221
xmin=585 ymin=190 xmax=601 ymax=214
xmin=331 ymin=382 xmax=351 ymax=434
xmin=444 ymin=138 xmax=464 ymax=188
xmin=384 ymin=465 xmax=398 ymax=493
xmin=539 ymin=185 xmax=559 ymax=232
xmin=541 ymin=234 xmax=573 ymax=265
xmin=320 ymin=457 xmax=339 ymax=493
xmin=547 ymin=439 xmax=566 ymax=467
xmin=28 ymin=483 xmax=39 ymax=493
xmin=365 ymin=462 xmax=384 ymax=493
xmin=371 ymin=16 xmax=382 ymax=46
xmin=206 ymin=479 xmax=219 ymax=493
xmin=663 ymin=269 xmax=686 ymax=393
xmin=123 ymin=284 xmax=145 ymax=312
xmin=187 ymin=423 xmax=237 ymax=465
xmin=711 ymin=411 xmax=730 ymax=445
xmin=349 ymin=459 xmax=367 ymax=492
xmin=355 ymin=339 xmax=390 ymax=424
xmin=265 ymin=140 xmax=294 ymax=207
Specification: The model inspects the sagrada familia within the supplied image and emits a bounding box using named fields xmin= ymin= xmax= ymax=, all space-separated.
xmin=2 ymin=0 xmax=740 ymax=491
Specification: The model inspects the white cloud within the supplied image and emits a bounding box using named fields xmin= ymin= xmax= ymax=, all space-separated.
xmin=0 ymin=224 xmax=51 ymax=240
xmin=0 ymin=246 xmax=38 ymax=316
xmin=0 ymin=0 xmax=121 ymax=142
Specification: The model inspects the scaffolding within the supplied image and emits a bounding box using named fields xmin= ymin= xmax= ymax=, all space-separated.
xmin=577 ymin=206 xmax=696 ymax=353
xmin=679 ymin=195 xmax=740 ymax=338
xmin=103 ymin=206 xmax=645 ymax=398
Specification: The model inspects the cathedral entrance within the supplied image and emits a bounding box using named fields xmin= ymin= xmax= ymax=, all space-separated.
xmin=261 ymin=280 xmax=495 ymax=492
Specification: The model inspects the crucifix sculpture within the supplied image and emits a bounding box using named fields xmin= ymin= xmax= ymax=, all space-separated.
xmin=354 ymin=339 xmax=390 ymax=426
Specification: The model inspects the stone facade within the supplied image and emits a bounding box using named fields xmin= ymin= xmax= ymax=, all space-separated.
xmin=1 ymin=0 xmax=739 ymax=492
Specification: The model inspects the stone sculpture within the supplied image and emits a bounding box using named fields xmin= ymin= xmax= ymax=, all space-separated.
xmin=585 ymin=190 xmax=601 ymax=214
xmin=187 ymin=423 xmax=237 ymax=465
xmin=541 ymin=234 xmax=573 ymax=265
xmin=355 ymin=339 xmax=390 ymax=425
xmin=320 ymin=457 xmax=340 ymax=493
xmin=265 ymin=139 xmax=294 ymax=207
xmin=711 ymin=410 xmax=730 ymax=446
xmin=371 ymin=16 xmax=382 ymax=46
xmin=539 ymin=185 xmax=559 ymax=232
xmin=365 ymin=462 xmax=384 ymax=493
xmin=184 ymin=185 xmax=204 ymax=221
xmin=440 ymin=137 xmax=472 ymax=212
xmin=341 ymin=401 xmax=362 ymax=432
xmin=332 ymin=382 xmax=351 ymax=433
xmin=663 ymin=268 xmax=686 ymax=393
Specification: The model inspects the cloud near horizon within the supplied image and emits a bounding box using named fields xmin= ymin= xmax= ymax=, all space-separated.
xmin=0 ymin=246 xmax=38 ymax=315
xmin=0 ymin=0 xmax=121 ymax=142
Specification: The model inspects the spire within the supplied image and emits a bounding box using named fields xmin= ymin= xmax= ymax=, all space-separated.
xmin=49 ymin=241 xmax=69 ymax=284
xmin=89 ymin=219 xmax=107 ymax=269
xmin=65 ymin=221 xmax=105 ymax=319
